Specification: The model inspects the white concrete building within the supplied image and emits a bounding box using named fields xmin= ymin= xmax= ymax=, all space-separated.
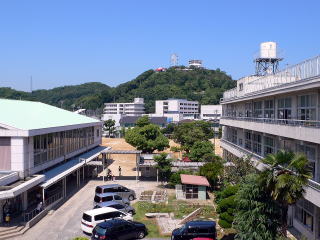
xmin=0 ymin=99 xmax=105 ymax=224
xmin=102 ymin=98 xmax=145 ymax=128
xmin=200 ymin=105 xmax=222 ymax=121
xmin=220 ymin=55 xmax=320 ymax=239
xmin=155 ymin=99 xmax=199 ymax=122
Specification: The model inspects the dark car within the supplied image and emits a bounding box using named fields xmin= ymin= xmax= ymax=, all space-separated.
xmin=171 ymin=221 xmax=216 ymax=240
xmin=91 ymin=219 xmax=147 ymax=240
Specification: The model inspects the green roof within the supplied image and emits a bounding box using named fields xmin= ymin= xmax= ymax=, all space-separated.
xmin=0 ymin=99 xmax=100 ymax=130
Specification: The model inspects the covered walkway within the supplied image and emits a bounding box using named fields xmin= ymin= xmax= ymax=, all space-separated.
xmin=39 ymin=146 xmax=109 ymax=209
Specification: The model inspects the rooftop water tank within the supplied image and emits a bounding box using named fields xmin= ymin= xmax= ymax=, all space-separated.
xmin=260 ymin=42 xmax=277 ymax=59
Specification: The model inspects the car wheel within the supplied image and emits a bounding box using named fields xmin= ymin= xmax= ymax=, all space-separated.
xmin=128 ymin=210 xmax=134 ymax=215
xmin=137 ymin=230 xmax=145 ymax=239
xmin=128 ymin=195 xmax=134 ymax=201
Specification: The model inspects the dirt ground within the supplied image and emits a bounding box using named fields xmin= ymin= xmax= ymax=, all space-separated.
xmin=101 ymin=138 xmax=223 ymax=177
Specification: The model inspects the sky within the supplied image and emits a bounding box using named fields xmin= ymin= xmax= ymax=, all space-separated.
xmin=0 ymin=0 xmax=319 ymax=91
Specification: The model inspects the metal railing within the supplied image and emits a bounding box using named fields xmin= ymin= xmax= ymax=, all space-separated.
xmin=221 ymin=116 xmax=320 ymax=128
xmin=221 ymin=138 xmax=320 ymax=192
xmin=45 ymin=192 xmax=63 ymax=207
xmin=23 ymin=207 xmax=42 ymax=223
xmin=223 ymin=55 xmax=320 ymax=101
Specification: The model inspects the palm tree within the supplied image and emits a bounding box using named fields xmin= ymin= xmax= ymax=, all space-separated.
xmin=259 ymin=150 xmax=312 ymax=237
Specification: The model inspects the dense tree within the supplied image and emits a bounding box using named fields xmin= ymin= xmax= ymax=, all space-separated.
xmin=161 ymin=123 xmax=175 ymax=135
xmin=154 ymin=153 xmax=172 ymax=183
xmin=103 ymin=119 xmax=116 ymax=137
xmin=173 ymin=121 xmax=214 ymax=152
xmin=199 ymin=158 xmax=223 ymax=187
xmin=224 ymin=155 xmax=256 ymax=184
xmin=0 ymin=67 xmax=235 ymax=112
xmin=234 ymin=174 xmax=282 ymax=240
xmin=135 ymin=116 xmax=151 ymax=127
xmin=125 ymin=117 xmax=169 ymax=153
xmin=188 ymin=141 xmax=215 ymax=162
xmin=216 ymin=185 xmax=239 ymax=229
xmin=258 ymin=150 xmax=311 ymax=237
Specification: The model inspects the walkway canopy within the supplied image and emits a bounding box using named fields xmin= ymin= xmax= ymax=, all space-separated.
xmin=40 ymin=146 xmax=109 ymax=189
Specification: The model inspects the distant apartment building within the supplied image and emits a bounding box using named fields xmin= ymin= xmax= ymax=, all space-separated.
xmin=102 ymin=98 xmax=145 ymax=128
xmin=220 ymin=55 xmax=320 ymax=239
xmin=0 ymin=99 xmax=105 ymax=224
xmin=200 ymin=105 xmax=222 ymax=120
xmin=155 ymin=99 xmax=199 ymax=122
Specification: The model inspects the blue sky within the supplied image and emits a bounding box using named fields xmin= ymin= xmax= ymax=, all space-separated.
xmin=0 ymin=0 xmax=319 ymax=91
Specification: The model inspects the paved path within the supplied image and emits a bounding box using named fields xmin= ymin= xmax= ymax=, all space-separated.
xmin=15 ymin=180 xmax=159 ymax=240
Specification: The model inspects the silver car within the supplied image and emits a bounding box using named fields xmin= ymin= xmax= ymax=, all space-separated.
xmin=95 ymin=184 xmax=136 ymax=201
xmin=93 ymin=201 xmax=135 ymax=215
xmin=93 ymin=193 xmax=130 ymax=206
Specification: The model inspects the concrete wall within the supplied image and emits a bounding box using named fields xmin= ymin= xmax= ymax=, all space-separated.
xmin=0 ymin=137 xmax=11 ymax=170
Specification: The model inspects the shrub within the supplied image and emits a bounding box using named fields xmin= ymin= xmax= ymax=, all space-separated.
xmin=217 ymin=195 xmax=235 ymax=213
xmin=218 ymin=219 xmax=232 ymax=228
xmin=215 ymin=185 xmax=239 ymax=203
xmin=169 ymin=170 xmax=193 ymax=186
xmin=220 ymin=212 xmax=234 ymax=223
xmin=72 ymin=238 xmax=89 ymax=240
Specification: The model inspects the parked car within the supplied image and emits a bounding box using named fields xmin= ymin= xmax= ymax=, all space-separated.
xmin=95 ymin=184 xmax=136 ymax=201
xmin=94 ymin=201 xmax=135 ymax=215
xmin=171 ymin=221 xmax=217 ymax=240
xmin=81 ymin=207 xmax=133 ymax=234
xmin=91 ymin=219 xmax=147 ymax=240
xmin=94 ymin=192 xmax=130 ymax=206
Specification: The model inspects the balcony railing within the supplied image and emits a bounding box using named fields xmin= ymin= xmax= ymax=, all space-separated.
xmin=221 ymin=116 xmax=320 ymax=128
xmin=221 ymin=138 xmax=320 ymax=192
xmin=222 ymin=55 xmax=320 ymax=101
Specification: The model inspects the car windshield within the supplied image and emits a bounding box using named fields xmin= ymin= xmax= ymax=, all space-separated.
xmin=82 ymin=213 xmax=92 ymax=222
xmin=94 ymin=226 xmax=107 ymax=235
xmin=95 ymin=187 xmax=103 ymax=194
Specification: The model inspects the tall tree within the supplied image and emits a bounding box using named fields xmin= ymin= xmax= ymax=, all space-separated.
xmin=125 ymin=117 xmax=169 ymax=153
xmin=103 ymin=119 xmax=116 ymax=137
xmin=235 ymin=174 xmax=282 ymax=240
xmin=188 ymin=140 xmax=215 ymax=162
xmin=199 ymin=157 xmax=223 ymax=187
xmin=224 ymin=155 xmax=256 ymax=184
xmin=154 ymin=153 xmax=172 ymax=183
xmin=259 ymin=150 xmax=311 ymax=237
xmin=173 ymin=121 xmax=214 ymax=152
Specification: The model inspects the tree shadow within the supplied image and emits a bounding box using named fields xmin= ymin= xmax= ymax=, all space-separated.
xmin=221 ymin=233 xmax=236 ymax=240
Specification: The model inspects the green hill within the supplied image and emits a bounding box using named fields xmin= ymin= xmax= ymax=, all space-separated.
xmin=0 ymin=67 xmax=235 ymax=113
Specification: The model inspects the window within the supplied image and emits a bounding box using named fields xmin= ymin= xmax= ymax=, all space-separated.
xmin=245 ymin=102 xmax=252 ymax=117
xmin=239 ymin=83 xmax=243 ymax=91
xmin=295 ymin=199 xmax=314 ymax=231
xmin=231 ymin=129 xmax=237 ymax=144
xmin=264 ymin=136 xmax=275 ymax=156
xmin=297 ymin=144 xmax=316 ymax=179
xmin=277 ymin=98 xmax=292 ymax=119
xmin=102 ymin=196 xmax=113 ymax=202
xmin=114 ymin=195 xmax=122 ymax=200
xmin=245 ymin=131 xmax=252 ymax=150
xmin=96 ymin=129 xmax=99 ymax=137
xmin=252 ymin=133 xmax=262 ymax=155
xmin=253 ymin=101 xmax=263 ymax=118
xmin=264 ymin=100 xmax=274 ymax=118
xmin=298 ymin=95 xmax=316 ymax=121
xmin=82 ymin=213 xmax=92 ymax=222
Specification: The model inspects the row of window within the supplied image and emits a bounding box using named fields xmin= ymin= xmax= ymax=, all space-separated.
xmin=227 ymin=128 xmax=317 ymax=179
xmin=33 ymin=127 xmax=96 ymax=167
xmin=225 ymin=94 xmax=317 ymax=121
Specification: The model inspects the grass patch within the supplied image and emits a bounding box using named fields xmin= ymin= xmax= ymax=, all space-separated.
xmin=132 ymin=195 xmax=217 ymax=238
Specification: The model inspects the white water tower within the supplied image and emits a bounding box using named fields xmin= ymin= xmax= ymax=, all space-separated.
xmin=255 ymin=41 xmax=282 ymax=76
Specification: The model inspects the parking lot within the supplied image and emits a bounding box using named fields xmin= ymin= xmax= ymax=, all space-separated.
xmin=15 ymin=179 xmax=159 ymax=240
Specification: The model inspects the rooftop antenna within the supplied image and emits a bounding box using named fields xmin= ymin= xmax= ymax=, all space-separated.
xmin=170 ymin=53 xmax=179 ymax=67
xmin=254 ymin=42 xmax=283 ymax=76
xmin=30 ymin=76 xmax=33 ymax=93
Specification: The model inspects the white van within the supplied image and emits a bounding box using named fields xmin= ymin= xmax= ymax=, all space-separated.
xmin=81 ymin=207 xmax=133 ymax=234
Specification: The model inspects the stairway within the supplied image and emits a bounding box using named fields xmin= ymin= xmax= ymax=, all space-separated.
xmin=0 ymin=225 xmax=28 ymax=240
